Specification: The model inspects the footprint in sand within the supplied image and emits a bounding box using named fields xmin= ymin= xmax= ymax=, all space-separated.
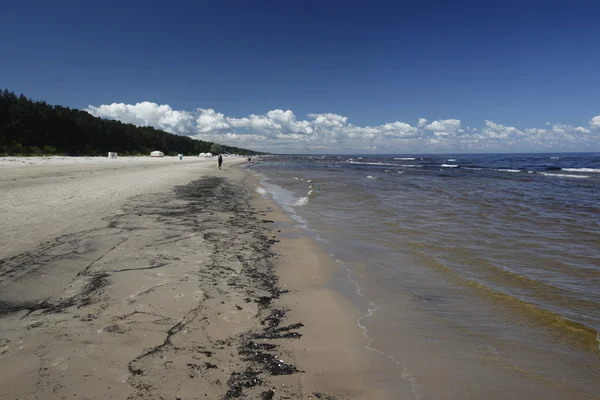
xmin=0 ymin=339 xmax=10 ymax=357
xmin=193 ymin=289 xmax=204 ymax=301
xmin=52 ymin=357 xmax=69 ymax=370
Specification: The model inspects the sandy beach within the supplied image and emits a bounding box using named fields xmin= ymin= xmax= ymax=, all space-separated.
xmin=0 ymin=156 xmax=381 ymax=399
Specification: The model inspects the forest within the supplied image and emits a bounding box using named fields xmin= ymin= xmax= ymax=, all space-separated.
xmin=0 ymin=89 xmax=262 ymax=156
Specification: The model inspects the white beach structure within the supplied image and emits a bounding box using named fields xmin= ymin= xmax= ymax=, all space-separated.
xmin=107 ymin=152 xmax=118 ymax=159
xmin=199 ymin=152 xmax=206 ymax=157
xmin=150 ymin=151 xmax=164 ymax=158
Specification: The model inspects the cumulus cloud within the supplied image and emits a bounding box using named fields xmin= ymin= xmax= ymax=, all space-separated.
xmin=425 ymin=119 xmax=462 ymax=137
xmin=481 ymin=120 xmax=524 ymax=139
xmin=196 ymin=109 xmax=230 ymax=133
xmin=85 ymin=101 xmax=600 ymax=153
xmin=86 ymin=102 xmax=195 ymax=134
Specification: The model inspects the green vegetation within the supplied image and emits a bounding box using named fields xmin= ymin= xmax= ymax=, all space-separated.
xmin=0 ymin=89 xmax=263 ymax=156
xmin=209 ymin=143 xmax=223 ymax=155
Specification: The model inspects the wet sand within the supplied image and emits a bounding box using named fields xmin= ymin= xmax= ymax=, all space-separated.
xmin=0 ymin=158 xmax=380 ymax=399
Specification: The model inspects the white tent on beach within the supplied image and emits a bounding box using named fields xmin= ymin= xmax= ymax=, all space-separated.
xmin=205 ymin=152 xmax=213 ymax=158
xmin=151 ymin=151 xmax=164 ymax=157
xmin=199 ymin=152 xmax=207 ymax=157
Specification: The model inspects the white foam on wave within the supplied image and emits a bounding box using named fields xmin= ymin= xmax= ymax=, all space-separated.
xmin=539 ymin=172 xmax=590 ymax=179
xmin=562 ymin=168 xmax=600 ymax=173
xmin=255 ymin=187 xmax=267 ymax=196
xmin=306 ymin=179 xmax=312 ymax=183
xmin=308 ymin=185 xmax=313 ymax=189
xmin=348 ymin=161 xmax=397 ymax=166
xmin=367 ymin=175 xmax=377 ymax=179
xmin=400 ymin=164 xmax=423 ymax=168
xmin=463 ymin=167 xmax=482 ymax=170
xmin=394 ymin=157 xmax=416 ymax=160
xmin=308 ymin=190 xmax=314 ymax=196
xmin=398 ymin=171 xmax=405 ymax=174
xmin=551 ymin=157 xmax=560 ymax=160
xmin=441 ymin=164 xmax=458 ymax=168
xmin=496 ymin=169 xmax=521 ymax=173
xmin=448 ymin=158 xmax=457 ymax=162
xmin=294 ymin=197 xmax=309 ymax=206
xmin=256 ymin=175 xmax=308 ymax=226
xmin=293 ymin=177 xmax=299 ymax=180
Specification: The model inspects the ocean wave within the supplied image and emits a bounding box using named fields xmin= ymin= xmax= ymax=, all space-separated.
xmin=463 ymin=167 xmax=482 ymax=170
xmin=308 ymin=190 xmax=314 ymax=196
xmin=348 ymin=161 xmax=397 ymax=166
xmin=551 ymin=157 xmax=560 ymax=159
xmin=294 ymin=197 xmax=309 ymax=206
xmin=539 ymin=172 xmax=590 ymax=179
xmin=562 ymin=168 xmax=600 ymax=173
xmin=496 ymin=169 xmax=521 ymax=173
xmin=448 ymin=158 xmax=457 ymax=162
xmin=441 ymin=164 xmax=459 ymax=168
xmin=255 ymin=187 xmax=267 ymax=195
xmin=400 ymin=164 xmax=423 ymax=168
xmin=394 ymin=157 xmax=416 ymax=160
xmin=367 ymin=175 xmax=377 ymax=179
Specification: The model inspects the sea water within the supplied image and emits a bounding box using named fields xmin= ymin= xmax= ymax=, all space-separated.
xmin=250 ymin=153 xmax=600 ymax=399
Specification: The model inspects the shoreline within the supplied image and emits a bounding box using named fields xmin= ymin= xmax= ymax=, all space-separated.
xmin=0 ymin=158 xmax=381 ymax=399
xmin=246 ymin=171 xmax=391 ymax=399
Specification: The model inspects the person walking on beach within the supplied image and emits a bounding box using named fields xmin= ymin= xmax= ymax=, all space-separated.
xmin=217 ymin=154 xmax=223 ymax=170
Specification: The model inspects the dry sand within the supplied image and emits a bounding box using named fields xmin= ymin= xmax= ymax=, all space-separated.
xmin=0 ymin=157 xmax=383 ymax=399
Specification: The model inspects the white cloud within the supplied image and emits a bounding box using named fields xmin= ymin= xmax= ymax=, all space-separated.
xmin=481 ymin=120 xmax=523 ymax=139
xmin=308 ymin=113 xmax=348 ymax=128
xmin=195 ymin=108 xmax=230 ymax=133
xmin=85 ymin=101 xmax=600 ymax=153
xmin=86 ymin=102 xmax=195 ymax=134
xmin=425 ymin=119 xmax=462 ymax=137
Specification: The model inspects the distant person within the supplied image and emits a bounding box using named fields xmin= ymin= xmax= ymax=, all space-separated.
xmin=248 ymin=157 xmax=251 ymax=162
xmin=218 ymin=154 xmax=223 ymax=170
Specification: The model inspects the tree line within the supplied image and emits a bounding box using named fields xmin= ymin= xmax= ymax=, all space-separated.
xmin=0 ymin=89 xmax=263 ymax=156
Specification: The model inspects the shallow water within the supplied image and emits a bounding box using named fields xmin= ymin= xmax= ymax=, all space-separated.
xmin=250 ymin=153 xmax=600 ymax=399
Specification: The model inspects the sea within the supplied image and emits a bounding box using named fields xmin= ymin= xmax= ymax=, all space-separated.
xmin=249 ymin=153 xmax=600 ymax=400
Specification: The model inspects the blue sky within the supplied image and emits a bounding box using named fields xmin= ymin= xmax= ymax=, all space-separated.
xmin=2 ymin=0 xmax=599 ymax=153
